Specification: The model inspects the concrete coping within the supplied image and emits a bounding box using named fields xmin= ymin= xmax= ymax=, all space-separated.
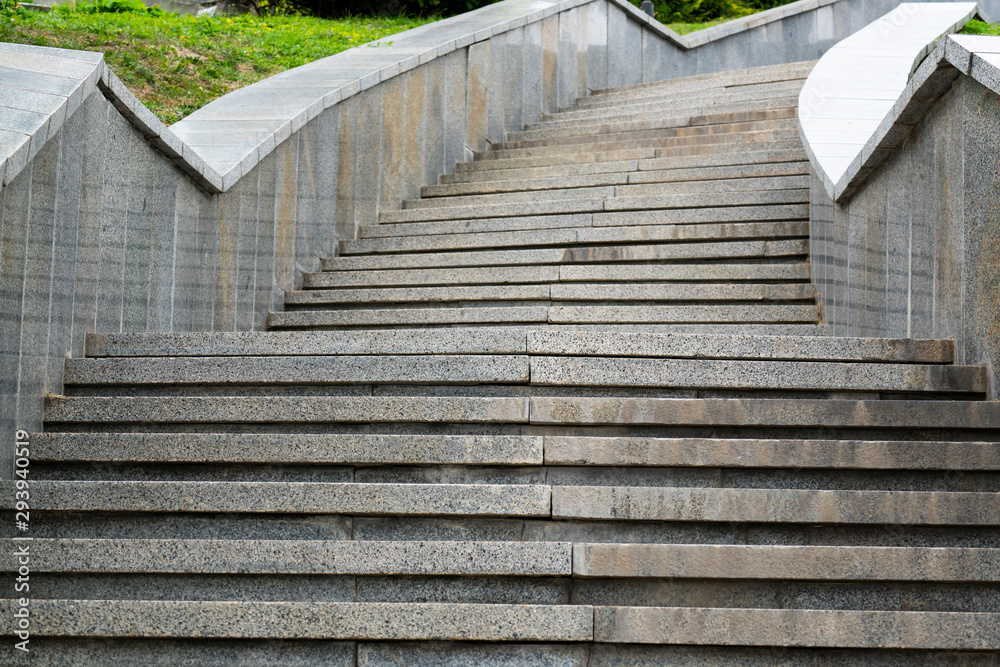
xmin=0 ymin=0 xmax=950 ymax=193
xmin=797 ymin=2 xmax=997 ymax=201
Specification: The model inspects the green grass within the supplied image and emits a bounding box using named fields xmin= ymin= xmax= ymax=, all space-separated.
xmin=666 ymin=17 xmax=735 ymax=34
xmin=959 ymin=19 xmax=1000 ymax=36
xmin=0 ymin=4 xmax=434 ymax=124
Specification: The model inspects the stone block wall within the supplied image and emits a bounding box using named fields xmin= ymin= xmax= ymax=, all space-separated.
xmin=809 ymin=76 xmax=1000 ymax=395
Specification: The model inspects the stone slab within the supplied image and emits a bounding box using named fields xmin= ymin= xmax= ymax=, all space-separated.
xmin=528 ymin=357 xmax=985 ymax=393
xmin=527 ymin=397 xmax=1000 ymax=429
xmin=16 ymin=481 xmax=551 ymax=516
xmin=545 ymin=305 xmax=819 ymax=325
xmin=34 ymin=432 xmax=542 ymax=464
xmin=552 ymin=485 xmax=1000 ymax=525
xmin=592 ymin=204 xmax=809 ymax=227
xmin=558 ymin=263 xmax=810 ymax=282
xmin=268 ymin=307 xmax=549 ymax=328
xmin=542 ymin=436 xmax=1000 ymax=470
xmin=3 ymin=600 xmax=592 ymax=640
xmin=358 ymin=214 xmax=593 ymax=240
xmin=64 ymin=355 xmax=531 ymax=386
xmin=304 ymin=266 xmax=560 ymax=288
xmin=379 ymin=197 xmax=606 ymax=223
xmin=547 ymin=283 xmax=815 ymax=302
xmin=593 ymin=606 xmax=1000 ymax=648
xmin=86 ymin=329 xmax=529 ymax=357
xmin=44 ymin=395 xmax=529 ymax=424
xmin=526 ymin=331 xmax=955 ymax=363
xmin=574 ymin=544 xmax=1000 ymax=581
xmin=13 ymin=539 xmax=571 ymax=575
xmin=287 ymin=284 xmax=553 ymax=305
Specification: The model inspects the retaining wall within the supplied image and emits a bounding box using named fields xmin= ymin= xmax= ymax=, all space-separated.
xmin=805 ymin=31 xmax=1000 ymax=396
xmin=2 ymin=0 xmax=997 ymax=463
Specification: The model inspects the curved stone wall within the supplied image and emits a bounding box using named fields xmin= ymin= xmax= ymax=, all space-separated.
xmin=801 ymin=17 xmax=1000 ymax=396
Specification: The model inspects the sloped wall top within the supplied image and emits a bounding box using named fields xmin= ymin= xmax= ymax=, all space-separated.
xmin=798 ymin=2 xmax=978 ymax=196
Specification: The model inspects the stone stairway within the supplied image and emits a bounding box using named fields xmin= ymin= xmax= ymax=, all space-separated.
xmin=6 ymin=60 xmax=1000 ymax=663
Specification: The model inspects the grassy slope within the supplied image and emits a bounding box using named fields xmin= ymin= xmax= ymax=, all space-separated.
xmin=0 ymin=8 xmax=433 ymax=124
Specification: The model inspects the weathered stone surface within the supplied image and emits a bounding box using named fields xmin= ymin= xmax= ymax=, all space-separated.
xmin=528 ymin=357 xmax=985 ymax=393
xmin=269 ymin=307 xmax=548 ymax=328
xmin=359 ymin=643 xmax=589 ymax=666
xmin=543 ymin=436 xmax=1000 ymax=470
xmin=527 ymin=331 xmax=955 ymax=363
xmin=552 ymin=486 xmax=1000 ymax=525
xmin=287 ymin=285 xmax=552 ymax=305
xmin=575 ymin=544 xmax=1000 ymax=581
xmin=332 ymin=239 xmax=805 ymax=271
xmin=14 ymin=539 xmax=571 ymax=575
xmin=558 ymin=263 xmax=810 ymax=282
xmin=593 ymin=606 xmax=1000 ymax=648
xmin=546 ymin=305 xmax=818 ymax=324
xmin=528 ymin=397 xmax=1000 ymax=428
xmin=304 ymin=265 xmax=560 ymax=288
xmin=17 ymin=481 xmax=551 ymax=516
xmin=592 ymin=203 xmax=809 ymax=227
xmin=33 ymin=433 xmax=543 ymax=464
xmin=548 ymin=283 xmax=814 ymax=302
xmin=87 ymin=329 xmax=528 ymax=356
xmin=4 ymin=600 xmax=592 ymax=640
xmin=65 ymin=355 xmax=531 ymax=386
xmin=45 ymin=395 xmax=529 ymax=424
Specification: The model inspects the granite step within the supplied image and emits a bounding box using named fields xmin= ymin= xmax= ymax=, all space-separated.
xmin=0 ymin=600 xmax=593 ymax=641
xmin=62 ymin=355 xmax=976 ymax=394
xmin=424 ymin=162 xmax=810 ymax=198
xmin=11 ymin=481 xmax=552 ymax=516
xmin=527 ymin=95 xmax=799 ymax=132
xmin=497 ymin=117 xmax=799 ymax=151
xmin=411 ymin=175 xmax=809 ymax=209
xmin=43 ymin=395 xmax=530 ymax=425
xmin=377 ymin=191 xmax=808 ymax=225
xmin=528 ymin=397 xmax=1000 ymax=429
xmin=573 ymin=61 xmax=814 ymax=107
xmin=444 ymin=148 xmax=807 ymax=181
xmin=3 ymin=601 xmax=997 ymax=649
xmin=321 ymin=239 xmax=810 ymax=272
xmin=574 ymin=543 xmax=1000 ymax=581
xmin=528 ymin=357 xmax=985 ymax=394
xmin=574 ymin=64 xmax=811 ymax=106
xmin=11 ymin=539 xmax=999 ymax=582
xmin=592 ymin=607 xmax=1000 ymax=649
xmin=268 ymin=303 xmax=816 ymax=329
xmin=543 ymin=435 xmax=994 ymax=469
xmin=84 ymin=331 xmax=953 ymax=364
xmin=5 ymin=539 xmax=572 ymax=575
xmin=354 ymin=208 xmax=807 ymax=246
xmin=453 ymin=142 xmax=806 ymax=174
xmin=475 ymin=128 xmax=803 ymax=162
xmin=553 ymin=486 xmax=1000 ymax=525
xmin=285 ymin=282 xmax=815 ymax=307
xmin=268 ymin=307 xmax=549 ymax=328
xmin=33 ymin=432 xmax=993 ymax=468
xmin=85 ymin=329 xmax=530 ymax=357
xmin=301 ymin=262 xmax=809 ymax=290
xmin=32 ymin=432 xmax=544 ymax=464
xmin=535 ymin=93 xmax=801 ymax=128
xmin=63 ymin=355 xmax=532 ymax=387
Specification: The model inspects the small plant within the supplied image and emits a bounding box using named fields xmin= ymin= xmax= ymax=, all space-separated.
xmin=960 ymin=19 xmax=1000 ymax=36
xmin=54 ymin=0 xmax=162 ymax=14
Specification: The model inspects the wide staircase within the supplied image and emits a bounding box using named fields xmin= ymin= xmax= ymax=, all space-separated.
xmin=8 ymin=60 xmax=1000 ymax=663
